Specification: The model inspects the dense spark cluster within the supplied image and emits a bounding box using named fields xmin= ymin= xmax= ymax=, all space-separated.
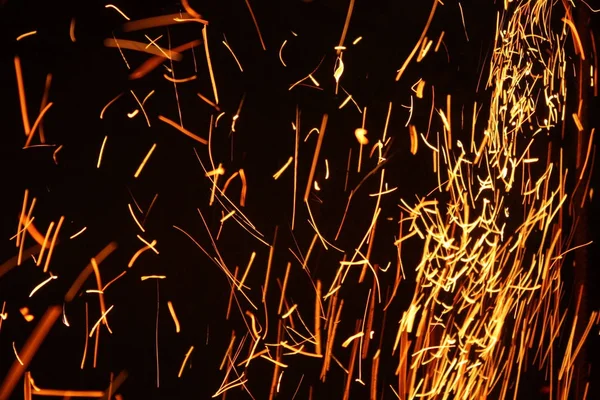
xmin=0 ymin=0 xmax=597 ymax=399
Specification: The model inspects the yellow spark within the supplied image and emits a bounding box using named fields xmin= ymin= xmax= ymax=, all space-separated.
xmin=167 ymin=301 xmax=181 ymax=333
xmin=355 ymin=128 xmax=368 ymax=145
xmin=178 ymin=346 xmax=194 ymax=378
xmin=29 ymin=275 xmax=57 ymax=298
xmin=134 ymin=143 xmax=157 ymax=178
xmin=137 ymin=235 xmax=159 ymax=254
xmin=100 ymin=93 xmax=123 ymax=119
xmin=282 ymin=304 xmax=297 ymax=319
xmin=104 ymin=4 xmax=131 ymax=20
xmin=16 ymin=31 xmax=37 ymax=41
xmin=222 ymin=39 xmax=244 ymax=72
xmin=140 ymin=275 xmax=166 ymax=281
xmin=158 ymin=115 xmax=208 ymax=144
xmin=97 ymin=136 xmax=108 ymax=168
xmin=88 ymin=305 xmax=114 ymax=339
xmin=279 ymin=40 xmax=288 ymax=67
xmin=127 ymin=203 xmax=146 ymax=232
xmin=273 ymin=157 xmax=294 ymax=180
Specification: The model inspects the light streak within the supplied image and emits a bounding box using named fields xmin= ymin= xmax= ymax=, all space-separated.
xmin=70 ymin=18 xmax=76 ymax=42
xmin=304 ymin=114 xmax=328 ymax=202
xmin=97 ymin=136 xmax=108 ymax=168
xmin=158 ymin=115 xmax=208 ymax=144
xmin=134 ymin=143 xmax=157 ymax=178
xmin=178 ymin=346 xmax=195 ymax=378
xmin=16 ymin=31 xmax=37 ymax=41
xmin=14 ymin=57 xmax=31 ymax=136
xmin=223 ymin=38 xmax=244 ymax=72
xmin=167 ymin=301 xmax=181 ymax=333
xmin=202 ymin=26 xmax=219 ymax=105
xmin=0 ymin=306 xmax=61 ymax=399
xmin=29 ymin=275 xmax=57 ymax=297
xmin=273 ymin=157 xmax=293 ymax=179
xmin=104 ymin=4 xmax=130 ymax=20
xmin=243 ymin=0 xmax=266 ymax=50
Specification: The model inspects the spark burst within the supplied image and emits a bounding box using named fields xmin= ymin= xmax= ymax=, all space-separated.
xmin=0 ymin=1 xmax=597 ymax=400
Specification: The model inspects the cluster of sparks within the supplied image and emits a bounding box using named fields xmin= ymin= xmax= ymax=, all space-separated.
xmin=1 ymin=0 xmax=598 ymax=399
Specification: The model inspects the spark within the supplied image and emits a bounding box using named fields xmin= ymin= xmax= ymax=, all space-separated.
xmin=223 ymin=38 xmax=244 ymax=72
xmin=16 ymin=31 xmax=37 ymax=41
xmin=70 ymin=18 xmax=76 ymax=42
xmin=29 ymin=275 xmax=58 ymax=297
xmin=104 ymin=4 xmax=130 ymax=20
xmin=127 ymin=203 xmax=146 ymax=232
xmin=0 ymin=306 xmax=61 ymax=399
xmin=178 ymin=346 xmax=195 ymax=378
xmin=100 ymin=93 xmax=123 ymax=119
xmin=158 ymin=115 xmax=208 ymax=144
xmin=97 ymin=136 xmax=108 ymax=168
xmin=395 ymin=0 xmax=438 ymax=81
xmin=14 ymin=57 xmax=31 ymax=136
xmin=304 ymin=114 xmax=328 ymax=202
xmin=141 ymin=275 xmax=166 ymax=281
xmin=167 ymin=301 xmax=181 ymax=333
xmin=279 ymin=40 xmax=288 ymax=67
xmin=243 ymin=0 xmax=267 ymax=50
xmin=203 ymin=26 xmax=220 ymax=105
xmin=273 ymin=157 xmax=294 ymax=179
xmin=127 ymin=242 xmax=156 ymax=268
xmin=88 ymin=305 xmax=115 ymax=337
xmin=134 ymin=143 xmax=157 ymax=178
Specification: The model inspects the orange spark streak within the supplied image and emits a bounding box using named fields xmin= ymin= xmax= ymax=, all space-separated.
xmin=70 ymin=18 xmax=76 ymax=42
xmin=181 ymin=0 xmax=201 ymax=18
xmin=16 ymin=31 xmax=37 ymax=41
xmin=0 ymin=306 xmax=61 ymax=399
xmin=141 ymin=275 xmax=166 ymax=281
xmin=65 ymin=243 xmax=117 ymax=303
xmin=163 ymin=74 xmax=196 ymax=83
xmin=243 ymin=0 xmax=266 ymax=50
xmin=99 ymin=93 xmax=123 ymax=119
xmin=158 ymin=115 xmax=208 ymax=144
xmin=29 ymin=275 xmax=57 ymax=298
xmin=105 ymin=4 xmax=130 ymax=20
xmin=129 ymin=40 xmax=201 ymax=80
xmin=127 ymin=240 xmax=156 ymax=267
xmin=238 ymin=252 xmax=256 ymax=290
xmin=197 ymin=92 xmax=220 ymax=111
xmin=80 ymin=303 xmax=89 ymax=369
xmin=167 ymin=301 xmax=181 ymax=333
xmin=134 ymin=143 xmax=157 ymax=178
xmin=97 ymin=136 xmax=108 ymax=168
xmin=123 ymin=13 xmax=204 ymax=32
xmin=239 ymin=169 xmax=248 ymax=206
xmin=336 ymin=0 xmax=356 ymax=54
xmin=262 ymin=228 xmax=278 ymax=304
xmin=561 ymin=17 xmax=585 ymax=60
xmin=88 ymin=305 xmax=114 ymax=337
xmin=304 ymin=114 xmax=328 ymax=202
xmin=202 ymin=26 xmax=220 ymax=105
xmin=223 ymin=39 xmax=244 ymax=72
xmin=104 ymin=38 xmax=183 ymax=61
xmin=91 ymin=258 xmax=111 ymax=332
xmin=42 ymin=216 xmax=64 ymax=273
xmin=395 ymin=0 xmax=438 ymax=81
xmin=273 ymin=157 xmax=293 ymax=179
xmin=14 ymin=57 xmax=31 ymax=136
xmin=24 ymin=102 xmax=54 ymax=148
xmin=178 ymin=346 xmax=195 ymax=378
